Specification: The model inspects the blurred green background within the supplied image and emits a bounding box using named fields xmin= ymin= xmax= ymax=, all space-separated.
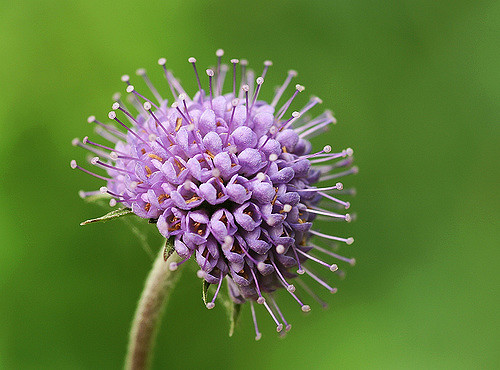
xmin=0 ymin=0 xmax=498 ymax=368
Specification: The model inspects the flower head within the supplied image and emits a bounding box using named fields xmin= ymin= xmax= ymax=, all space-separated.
xmin=72 ymin=50 xmax=356 ymax=339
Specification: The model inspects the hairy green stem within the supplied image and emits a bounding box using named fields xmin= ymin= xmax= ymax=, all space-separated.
xmin=125 ymin=247 xmax=182 ymax=370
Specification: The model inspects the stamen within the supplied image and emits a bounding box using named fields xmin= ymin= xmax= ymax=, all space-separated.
xmin=261 ymin=60 xmax=272 ymax=79
xmin=224 ymin=99 xmax=239 ymax=146
xmin=215 ymin=48 xmax=224 ymax=96
xmin=309 ymin=243 xmax=356 ymax=265
xmin=319 ymin=166 xmax=359 ymax=182
xmin=112 ymin=101 xmax=140 ymax=126
xmin=72 ymin=137 xmax=110 ymax=159
xmin=125 ymin=85 xmax=159 ymax=110
xmin=136 ymin=68 xmax=163 ymax=104
xmin=188 ymin=57 xmax=203 ymax=102
xmin=318 ymin=191 xmax=351 ymax=209
xmin=178 ymin=94 xmax=194 ymax=123
xmin=271 ymin=70 xmax=297 ymax=108
xmin=70 ymin=160 xmax=112 ymax=181
xmin=262 ymin=300 xmax=283 ymax=332
xmin=78 ymin=190 xmax=101 ymax=199
xmin=91 ymin=156 xmax=134 ymax=175
xmin=269 ymin=295 xmax=291 ymax=332
xmin=309 ymin=151 xmax=349 ymax=165
xmin=171 ymin=102 xmax=191 ymax=127
xmin=278 ymin=277 xmax=310 ymax=312
xmin=249 ymin=268 xmax=266 ymax=304
xmin=276 ymin=84 xmax=305 ymax=121
xmin=87 ymin=115 xmax=126 ymax=140
xmin=250 ymin=301 xmax=262 ymax=341
xmin=158 ymin=57 xmax=178 ymax=99
xmin=298 ymin=112 xmax=336 ymax=139
xmin=239 ymin=59 xmax=248 ymax=96
xmin=248 ymin=77 xmax=264 ymax=117
xmin=295 ymin=182 xmax=344 ymax=192
xmin=295 ymin=278 xmax=328 ymax=309
xmin=296 ymin=248 xmax=338 ymax=272
xmin=206 ymin=271 xmax=224 ymax=309
xmin=299 ymin=96 xmax=323 ymax=116
xmin=302 ymin=266 xmax=337 ymax=293
xmin=230 ymin=59 xmax=239 ymax=97
xmin=206 ymin=69 xmax=214 ymax=109
xmin=309 ymin=229 xmax=354 ymax=245
xmin=305 ymin=207 xmax=351 ymax=221
xmin=108 ymin=111 xmax=150 ymax=146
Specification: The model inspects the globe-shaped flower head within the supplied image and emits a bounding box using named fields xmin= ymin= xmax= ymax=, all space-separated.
xmin=72 ymin=50 xmax=357 ymax=339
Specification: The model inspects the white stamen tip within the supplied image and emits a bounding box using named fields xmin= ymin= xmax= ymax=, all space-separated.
xmin=264 ymin=60 xmax=273 ymax=66
xmin=216 ymin=49 xmax=224 ymax=57
xmin=206 ymin=69 xmax=214 ymax=77
xmin=121 ymin=74 xmax=130 ymax=82
xmin=188 ymin=57 xmax=196 ymax=63
xmin=297 ymin=269 xmax=305 ymax=275
xmin=231 ymin=58 xmax=239 ymax=64
xmin=206 ymin=302 xmax=215 ymax=309
xmin=346 ymin=148 xmax=354 ymax=156
xmin=257 ymin=262 xmax=266 ymax=271
xmin=186 ymin=123 xmax=195 ymax=132
xmin=196 ymin=270 xmax=205 ymax=279
xmin=285 ymin=324 xmax=292 ymax=332
xmin=276 ymin=244 xmax=285 ymax=254
xmin=314 ymin=96 xmax=323 ymax=104
xmin=228 ymin=145 xmax=238 ymax=154
xmin=330 ymin=264 xmax=339 ymax=272
xmin=87 ymin=115 xmax=96 ymax=123
xmin=336 ymin=182 xmax=343 ymax=190
xmin=269 ymin=153 xmax=278 ymax=162
xmin=158 ymin=58 xmax=166 ymax=66
xmin=183 ymin=180 xmax=192 ymax=190
xmin=346 ymin=237 xmax=354 ymax=245
xmin=256 ymin=172 xmax=266 ymax=181
xmin=240 ymin=59 xmax=248 ymax=66
xmin=126 ymin=85 xmax=134 ymax=93
xmin=255 ymin=333 xmax=262 ymax=341
xmin=179 ymin=93 xmax=187 ymax=101
xmin=292 ymin=111 xmax=301 ymax=118
xmin=256 ymin=77 xmax=264 ymax=85
xmin=72 ymin=138 xmax=80 ymax=146
xmin=135 ymin=68 xmax=146 ymax=76
xmin=345 ymin=214 xmax=352 ymax=222
xmin=288 ymin=69 xmax=298 ymax=77
xmin=231 ymin=98 xmax=239 ymax=107
xmin=112 ymin=92 xmax=121 ymax=101
xmin=110 ymin=152 xmax=118 ymax=160
xmin=169 ymin=262 xmax=178 ymax=271
xmin=283 ymin=204 xmax=292 ymax=213
xmin=269 ymin=126 xmax=278 ymax=135
xmin=330 ymin=288 xmax=338 ymax=294
xmin=70 ymin=160 xmax=77 ymax=169
xmin=82 ymin=136 xmax=89 ymax=144
xmin=109 ymin=199 xmax=117 ymax=207
xmin=349 ymin=258 xmax=356 ymax=266
xmin=287 ymin=284 xmax=296 ymax=293
xmin=78 ymin=190 xmax=85 ymax=198
xmin=171 ymin=102 xmax=179 ymax=108
xmin=257 ymin=297 xmax=265 ymax=305
xmin=296 ymin=84 xmax=305 ymax=92
xmin=301 ymin=305 xmax=311 ymax=313
xmin=143 ymin=101 xmax=152 ymax=110
xmin=276 ymin=323 xmax=283 ymax=332
xmin=323 ymin=145 xmax=332 ymax=153
xmin=211 ymin=168 xmax=221 ymax=178
xmin=99 ymin=186 xmax=108 ymax=194
xmin=91 ymin=156 xmax=100 ymax=165
xmin=112 ymin=102 xmax=120 ymax=110
xmin=108 ymin=111 xmax=117 ymax=120
xmin=148 ymin=134 xmax=157 ymax=142
xmin=130 ymin=181 xmax=138 ymax=189
xmin=242 ymin=84 xmax=249 ymax=92
xmin=352 ymin=166 xmax=359 ymax=174
xmin=345 ymin=201 xmax=351 ymax=210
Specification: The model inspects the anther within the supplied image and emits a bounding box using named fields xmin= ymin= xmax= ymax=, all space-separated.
xmin=276 ymin=244 xmax=285 ymax=254
xmin=301 ymin=305 xmax=311 ymax=313
xmin=269 ymin=153 xmax=278 ymax=162
xmin=283 ymin=204 xmax=292 ymax=213
xmin=121 ymin=75 xmax=130 ymax=83
xmin=169 ymin=262 xmax=178 ymax=271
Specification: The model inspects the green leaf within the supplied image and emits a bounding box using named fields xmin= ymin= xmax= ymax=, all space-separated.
xmin=163 ymin=237 xmax=175 ymax=261
xmin=202 ymin=280 xmax=211 ymax=306
xmin=80 ymin=207 xmax=133 ymax=226
xmin=228 ymin=302 xmax=243 ymax=337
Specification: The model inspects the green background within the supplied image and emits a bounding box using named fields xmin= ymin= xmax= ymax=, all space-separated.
xmin=0 ymin=0 xmax=498 ymax=368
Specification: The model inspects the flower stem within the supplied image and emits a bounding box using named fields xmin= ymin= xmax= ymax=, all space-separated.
xmin=125 ymin=246 xmax=182 ymax=370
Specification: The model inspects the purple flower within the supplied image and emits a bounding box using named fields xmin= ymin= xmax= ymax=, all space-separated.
xmin=72 ymin=50 xmax=357 ymax=339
